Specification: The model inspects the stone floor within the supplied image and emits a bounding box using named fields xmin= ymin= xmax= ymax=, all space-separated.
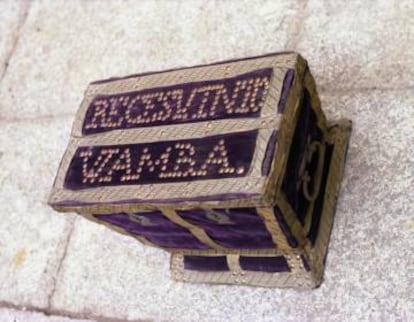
xmin=0 ymin=0 xmax=413 ymax=321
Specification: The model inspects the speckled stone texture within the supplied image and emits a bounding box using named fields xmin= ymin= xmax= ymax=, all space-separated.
xmin=0 ymin=308 xmax=93 ymax=322
xmin=0 ymin=0 xmax=299 ymax=120
xmin=296 ymin=0 xmax=414 ymax=90
xmin=0 ymin=119 xmax=75 ymax=308
xmin=0 ymin=0 xmax=28 ymax=78
xmin=0 ymin=0 xmax=413 ymax=321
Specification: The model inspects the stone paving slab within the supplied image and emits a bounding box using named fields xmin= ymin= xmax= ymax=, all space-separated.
xmin=0 ymin=0 xmax=299 ymax=120
xmin=296 ymin=0 xmax=414 ymax=90
xmin=0 ymin=117 xmax=75 ymax=309
xmin=317 ymin=89 xmax=414 ymax=319
xmin=50 ymin=218 xmax=170 ymax=321
xmin=1 ymin=1 xmax=414 ymax=321
xmin=0 ymin=308 xmax=93 ymax=322
xmin=0 ymin=0 xmax=28 ymax=79
xmin=49 ymin=90 xmax=414 ymax=321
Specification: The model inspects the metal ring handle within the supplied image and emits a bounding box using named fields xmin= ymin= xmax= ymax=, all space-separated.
xmin=302 ymin=140 xmax=326 ymax=202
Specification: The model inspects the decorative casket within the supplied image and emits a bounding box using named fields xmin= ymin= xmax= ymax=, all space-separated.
xmin=48 ymin=52 xmax=351 ymax=288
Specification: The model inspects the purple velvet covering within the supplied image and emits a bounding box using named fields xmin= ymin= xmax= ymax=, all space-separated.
xmin=308 ymin=144 xmax=333 ymax=244
xmin=282 ymin=88 xmax=322 ymax=224
xmin=183 ymin=255 xmax=290 ymax=273
xmin=273 ymin=206 xmax=298 ymax=247
xmin=64 ymin=130 xmax=257 ymax=190
xmin=261 ymin=130 xmax=278 ymax=175
xmin=94 ymin=212 xmax=209 ymax=249
xmin=184 ymin=256 xmax=229 ymax=271
xmin=280 ymin=86 xmax=335 ymax=245
xmin=177 ymin=208 xmax=275 ymax=249
xmin=277 ymin=69 xmax=295 ymax=113
xmin=239 ymin=256 xmax=290 ymax=272
xmin=83 ymin=69 xmax=272 ymax=135
xmin=56 ymin=53 xmax=316 ymax=256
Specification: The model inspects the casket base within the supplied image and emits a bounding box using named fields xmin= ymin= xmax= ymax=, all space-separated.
xmin=170 ymin=120 xmax=352 ymax=288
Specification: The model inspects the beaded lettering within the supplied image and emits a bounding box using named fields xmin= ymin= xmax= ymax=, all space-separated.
xmin=82 ymin=69 xmax=272 ymax=135
xmin=65 ymin=131 xmax=257 ymax=189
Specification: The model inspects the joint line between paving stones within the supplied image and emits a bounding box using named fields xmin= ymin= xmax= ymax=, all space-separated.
xmin=0 ymin=0 xmax=31 ymax=84
xmin=0 ymin=300 xmax=150 ymax=322
xmin=46 ymin=218 xmax=77 ymax=311
xmin=0 ymin=112 xmax=75 ymax=124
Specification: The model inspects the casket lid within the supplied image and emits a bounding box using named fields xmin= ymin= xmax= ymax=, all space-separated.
xmin=49 ymin=52 xmax=309 ymax=213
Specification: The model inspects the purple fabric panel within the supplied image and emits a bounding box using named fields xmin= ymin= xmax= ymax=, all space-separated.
xmin=95 ymin=212 xmax=180 ymax=234
xmin=277 ymin=69 xmax=295 ymax=113
xmin=282 ymin=84 xmax=332 ymax=244
xmin=94 ymin=213 xmax=209 ymax=249
xmin=308 ymin=123 xmax=350 ymax=246
xmin=83 ymin=69 xmax=272 ymax=135
xmin=261 ymin=130 xmax=278 ymax=176
xmin=64 ymin=130 xmax=257 ymax=190
xmin=239 ymin=256 xmax=290 ymax=272
xmin=273 ymin=206 xmax=298 ymax=247
xmin=177 ymin=208 xmax=275 ymax=249
xmin=308 ymin=144 xmax=333 ymax=245
xmin=90 ymin=51 xmax=295 ymax=85
xmin=300 ymin=254 xmax=311 ymax=271
xmin=280 ymin=85 xmax=333 ymax=245
xmin=282 ymin=89 xmax=323 ymax=224
xmin=184 ymin=256 xmax=229 ymax=271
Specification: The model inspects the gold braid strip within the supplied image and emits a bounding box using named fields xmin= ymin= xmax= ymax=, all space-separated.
xmin=160 ymin=208 xmax=227 ymax=250
xmin=256 ymin=207 xmax=291 ymax=252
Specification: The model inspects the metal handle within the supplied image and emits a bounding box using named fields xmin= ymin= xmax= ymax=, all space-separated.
xmin=298 ymin=138 xmax=326 ymax=202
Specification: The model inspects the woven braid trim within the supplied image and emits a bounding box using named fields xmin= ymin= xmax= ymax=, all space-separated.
xmin=50 ymin=53 xmax=301 ymax=211
xmin=170 ymin=121 xmax=351 ymax=288
xmin=160 ymin=208 xmax=227 ymax=250
xmin=256 ymin=207 xmax=291 ymax=252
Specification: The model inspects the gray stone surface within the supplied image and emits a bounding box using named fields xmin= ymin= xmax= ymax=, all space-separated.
xmin=0 ymin=0 xmax=413 ymax=321
xmin=0 ymin=0 xmax=298 ymax=120
xmin=48 ymin=89 xmax=414 ymax=321
xmin=296 ymin=0 xmax=414 ymax=90
xmin=0 ymin=0 xmax=28 ymax=79
xmin=0 ymin=308 xmax=93 ymax=322
xmin=50 ymin=218 xmax=170 ymax=321
xmin=0 ymin=118 xmax=75 ymax=308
